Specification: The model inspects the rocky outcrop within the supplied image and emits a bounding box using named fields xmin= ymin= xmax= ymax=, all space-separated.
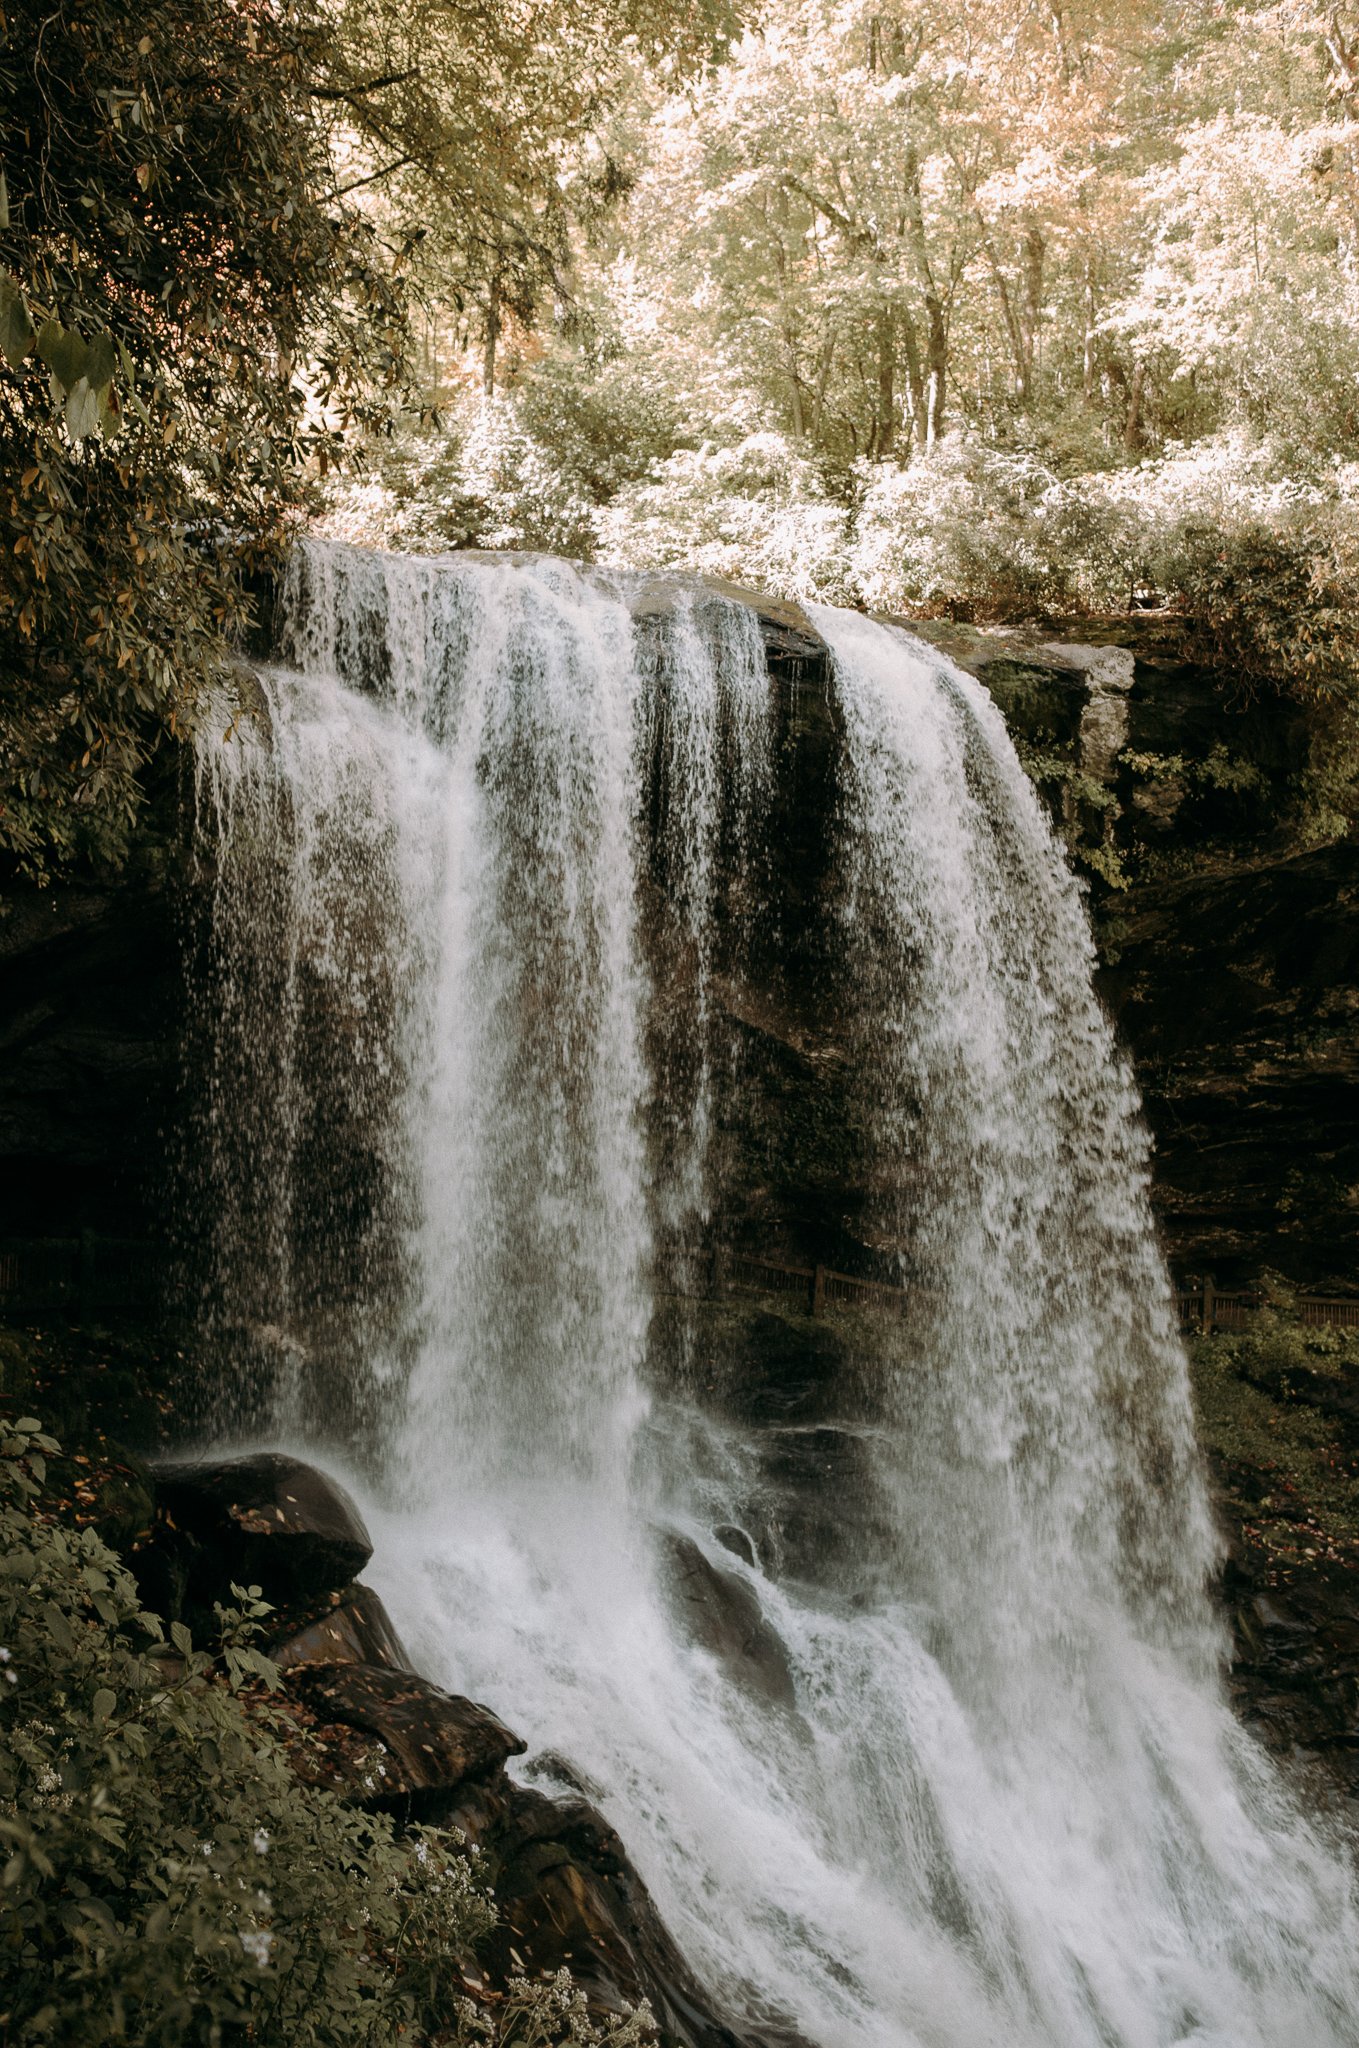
xmin=136 ymin=1449 xmax=795 ymax=2048
xmin=138 ymin=1451 xmax=375 ymax=1628
xmin=663 ymin=1533 xmax=798 ymax=1712
xmin=270 ymin=1581 xmax=413 ymax=1672
xmin=907 ymin=611 xmax=1311 ymax=864
xmin=435 ymin=1771 xmax=805 ymax=2048
xmin=1100 ymin=844 xmax=1359 ymax=1285
xmin=0 ymin=851 xmax=180 ymax=1248
xmin=290 ymin=1662 xmax=526 ymax=1804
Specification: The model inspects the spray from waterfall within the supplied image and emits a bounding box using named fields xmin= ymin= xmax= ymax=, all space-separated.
xmin=190 ymin=539 xmax=1359 ymax=2048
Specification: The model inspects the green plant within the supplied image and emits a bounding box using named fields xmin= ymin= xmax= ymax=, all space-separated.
xmin=0 ymin=1413 xmax=654 ymax=2047
xmin=1189 ymin=1307 xmax=1359 ymax=1582
xmin=0 ymin=0 xmax=407 ymax=885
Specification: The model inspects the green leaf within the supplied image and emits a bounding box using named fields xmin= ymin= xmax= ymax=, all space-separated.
xmin=98 ymin=385 xmax=123 ymax=440
xmin=0 ymin=272 xmax=32 ymax=368
xmin=84 ymin=331 xmax=118 ymax=392
xmin=92 ymin=1687 xmax=116 ymax=1722
xmin=36 ymin=320 xmax=89 ymax=394
xmin=65 ymin=377 xmax=101 ymax=442
xmin=42 ymin=1600 xmax=74 ymax=1653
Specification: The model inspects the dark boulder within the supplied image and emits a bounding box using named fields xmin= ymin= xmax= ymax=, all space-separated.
xmin=270 ymin=1582 xmax=412 ymax=1674
xmin=286 ymin=1661 xmax=525 ymax=1806
xmin=663 ymin=1533 xmax=797 ymax=1712
xmin=137 ymin=1452 xmax=373 ymax=1627
xmin=441 ymin=1773 xmax=809 ymax=2048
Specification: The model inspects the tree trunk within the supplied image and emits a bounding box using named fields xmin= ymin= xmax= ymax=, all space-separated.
xmin=899 ymin=310 xmax=926 ymax=447
xmin=482 ymin=273 xmax=500 ymax=396
xmin=902 ymin=144 xmax=948 ymax=444
xmin=788 ymin=357 xmax=806 ymax=439
xmin=1022 ymin=226 xmax=1045 ymax=399
xmin=1124 ymin=357 xmax=1146 ymax=451
xmin=875 ymin=305 xmax=895 ymax=458
xmin=923 ymin=292 xmax=946 ymax=444
xmin=812 ymin=339 xmax=835 ymax=445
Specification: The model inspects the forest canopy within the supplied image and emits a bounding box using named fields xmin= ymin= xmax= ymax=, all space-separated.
xmin=2 ymin=0 xmax=1357 ymax=877
xmin=340 ymin=0 xmax=1359 ymax=563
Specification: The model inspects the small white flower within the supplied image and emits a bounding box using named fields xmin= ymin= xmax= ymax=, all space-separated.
xmin=252 ymin=1828 xmax=270 ymax=1855
xmin=240 ymin=1930 xmax=273 ymax=1969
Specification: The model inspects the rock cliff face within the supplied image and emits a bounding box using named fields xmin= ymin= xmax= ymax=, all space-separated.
xmin=1101 ymin=845 xmax=1359 ymax=1285
xmin=2 ymin=589 xmax=1351 ymax=1298
xmin=0 ymin=851 xmax=181 ymax=1245
xmin=2 ymin=568 xmax=1357 ymax=2020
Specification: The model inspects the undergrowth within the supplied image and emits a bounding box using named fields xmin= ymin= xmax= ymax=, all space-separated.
xmin=1190 ymin=1303 xmax=1359 ymax=1586
xmin=0 ymin=1411 xmax=653 ymax=2048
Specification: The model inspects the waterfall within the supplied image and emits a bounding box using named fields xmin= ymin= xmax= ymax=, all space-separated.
xmin=191 ymin=540 xmax=1359 ymax=2048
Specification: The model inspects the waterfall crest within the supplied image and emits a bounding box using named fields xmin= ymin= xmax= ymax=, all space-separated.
xmin=191 ymin=540 xmax=1359 ymax=2048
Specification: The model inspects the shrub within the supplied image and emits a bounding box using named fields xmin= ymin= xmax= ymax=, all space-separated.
xmin=849 ymin=437 xmax=1130 ymax=620
xmin=0 ymin=1414 xmax=651 ymax=2048
xmin=1189 ymin=1305 xmax=1359 ymax=1582
xmin=320 ymin=399 xmax=598 ymax=560
xmin=597 ymin=432 xmax=854 ymax=600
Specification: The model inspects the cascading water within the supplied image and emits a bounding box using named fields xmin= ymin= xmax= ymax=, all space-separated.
xmin=191 ymin=539 xmax=1359 ymax=2048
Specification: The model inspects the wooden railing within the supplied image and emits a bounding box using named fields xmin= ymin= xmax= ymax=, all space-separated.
xmin=4 ymin=1233 xmax=1355 ymax=1338
xmin=708 ymin=1247 xmax=911 ymax=1319
xmin=1174 ymin=1281 xmax=1359 ymax=1332
xmin=708 ymin=1249 xmax=1359 ymax=1333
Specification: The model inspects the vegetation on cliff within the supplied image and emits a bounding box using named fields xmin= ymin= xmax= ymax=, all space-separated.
xmin=0 ymin=1408 xmax=654 ymax=2047
xmin=2 ymin=0 xmax=1356 ymax=879
xmin=0 ymin=0 xmax=726 ymax=885
xmin=0 ymin=0 xmax=409 ymax=882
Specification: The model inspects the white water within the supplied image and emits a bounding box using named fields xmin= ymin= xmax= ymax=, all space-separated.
xmin=193 ymin=540 xmax=1359 ymax=2048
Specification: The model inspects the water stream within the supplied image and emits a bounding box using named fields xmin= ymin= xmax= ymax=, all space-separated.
xmin=191 ymin=540 xmax=1359 ymax=2048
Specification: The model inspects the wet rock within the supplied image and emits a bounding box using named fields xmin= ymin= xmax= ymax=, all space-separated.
xmin=270 ymin=1582 xmax=412 ymax=1674
xmin=440 ymin=1774 xmax=808 ymax=2048
xmin=138 ymin=1453 xmax=373 ymax=1627
xmin=664 ymin=1533 xmax=797 ymax=1711
xmin=714 ymin=1524 xmax=757 ymax=1568
xmin=1100 ymin=844 xmax=1359 ymax=1280
xmin=286 ymin=1661 xmax=524 ymax=1805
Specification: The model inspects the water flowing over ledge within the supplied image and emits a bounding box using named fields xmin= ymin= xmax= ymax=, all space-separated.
xmin=188 ymin=540 xmax=1359 ymax=2048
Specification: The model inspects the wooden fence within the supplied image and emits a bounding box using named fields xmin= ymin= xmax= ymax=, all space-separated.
xmin=709 ymin=1247 xmax=911 ymax=1319
xmin=3 ymin=1233 xmax=1356 ymax=1337
xmin=709 ymin=1248 xmax=1359 ymax=1333
xmin=1174 ymin=1280 xmax=1359 ymax=1333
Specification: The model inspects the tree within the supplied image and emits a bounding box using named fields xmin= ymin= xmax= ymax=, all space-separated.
xmin=0 ymin=0 xmax=406 ymax=883
xmin=308 ymin=0 xmax=736 ymax=395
